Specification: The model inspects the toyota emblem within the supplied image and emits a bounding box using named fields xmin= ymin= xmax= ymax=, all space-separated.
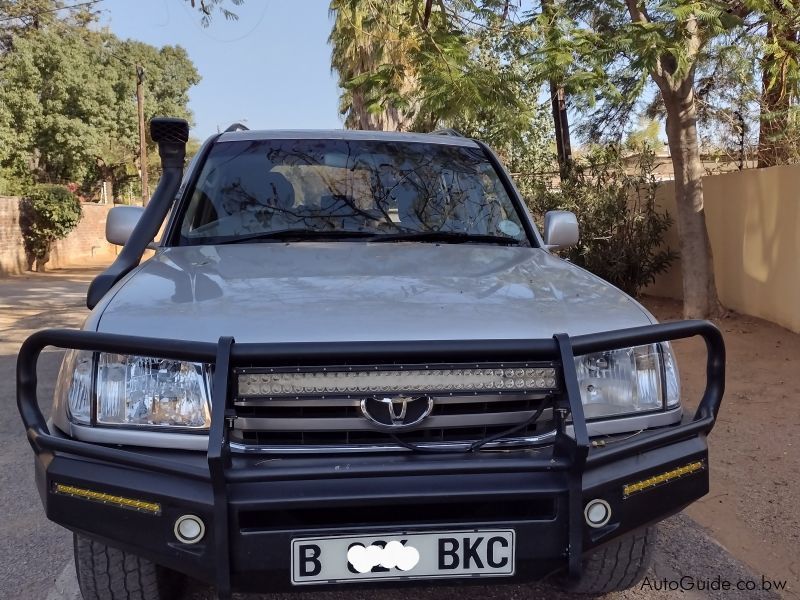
xmin=360 ymin=395 xmax=434 ymax=430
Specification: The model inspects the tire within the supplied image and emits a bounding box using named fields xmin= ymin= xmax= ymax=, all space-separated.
xmin=564 ymin=526 xmax=656 ymax=595
xmin=73 ymin=534 xmax=183 ymax=600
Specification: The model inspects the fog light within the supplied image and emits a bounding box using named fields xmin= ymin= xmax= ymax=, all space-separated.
xmin=174 ymin=514 xmax=205 ymax=544
xmin=584 ymin=499 xmax=611 ymax=528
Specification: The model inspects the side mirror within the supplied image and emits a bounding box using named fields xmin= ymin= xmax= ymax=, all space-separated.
xmin=543 ymin=210 xmax=579 ymax=249
xmin=106 ymin=206 xmax=145 ymax=246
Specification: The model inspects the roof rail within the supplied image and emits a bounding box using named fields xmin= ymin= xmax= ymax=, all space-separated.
xmin=430 ymin=128 xmax=465 ymax=137
xmin=224 ymin=122 xmax=250 ymax=133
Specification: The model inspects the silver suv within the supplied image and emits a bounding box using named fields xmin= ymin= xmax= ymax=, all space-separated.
xmin=17 ymin=118 xmax=725 ymax=600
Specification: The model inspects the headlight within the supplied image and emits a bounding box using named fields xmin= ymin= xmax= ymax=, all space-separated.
xmin=58 ymin=350 xmax=211 ymax=430
xmin=574 ymin=343 xmax=680 ymax=419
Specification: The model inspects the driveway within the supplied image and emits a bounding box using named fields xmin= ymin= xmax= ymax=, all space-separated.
xmin=0 ymin=267 xmax=785 ymax=599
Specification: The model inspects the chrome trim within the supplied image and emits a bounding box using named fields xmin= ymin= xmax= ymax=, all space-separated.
xmin=55 ymin=408 xmax=681 ymax=454
xmin=580 ymin=406 xmax=683 ymax=437
xmin=59 ymin=421 xmax=209 ymax=451
xmin=229 ymin=430 xmax=558 ymax=454
xmin=234 ymin=409 xmax=548 ymax=432
xmin=359 ymin=395 xmax=434 ymax=430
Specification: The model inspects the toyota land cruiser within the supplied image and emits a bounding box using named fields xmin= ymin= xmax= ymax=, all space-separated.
xmin=17 ymin=118 xmax=725 ymax=599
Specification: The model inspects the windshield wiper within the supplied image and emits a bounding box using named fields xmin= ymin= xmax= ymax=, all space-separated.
xmin=207 ymin=229 xmax=378 ymax=245
xmin=370 ymin=231 xmax=521 ymax=245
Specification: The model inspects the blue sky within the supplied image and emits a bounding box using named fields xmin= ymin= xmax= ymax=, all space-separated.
xmin=98 ymin=0 xmax=343 ymax=140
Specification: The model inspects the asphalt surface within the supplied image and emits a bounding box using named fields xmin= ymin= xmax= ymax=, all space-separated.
xmin=0 ymin=267 xmax=785 ymax=599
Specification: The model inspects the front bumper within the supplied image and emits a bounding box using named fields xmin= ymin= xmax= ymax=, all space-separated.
xmin=17 ymin=321 xmax=725 ymax=596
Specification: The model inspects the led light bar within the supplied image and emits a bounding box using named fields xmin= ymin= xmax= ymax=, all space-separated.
xmin=53 ymin=483 xmax=161 ymax=515
xmin=237 ymin=364 xmax=558 ymax=398
xmin=622 ymin=460 xmax=705 ymax=498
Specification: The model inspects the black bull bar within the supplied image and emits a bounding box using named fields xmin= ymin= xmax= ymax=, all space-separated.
xmin=17 ymin=320 xmax=724 ymax=596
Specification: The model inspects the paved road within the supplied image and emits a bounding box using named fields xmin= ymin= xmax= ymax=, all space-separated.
xmin=0 ymin=267 xmax=783 ymax=600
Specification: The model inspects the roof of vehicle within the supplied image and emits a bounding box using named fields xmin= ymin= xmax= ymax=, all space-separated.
xmin=215 ymin=129 xmax=481 ymax=148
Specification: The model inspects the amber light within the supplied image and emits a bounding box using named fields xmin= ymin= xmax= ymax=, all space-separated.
xmin=53 ymin=483 xmax=161 ymax=515
xmin=622 ymin=460 xmax=705 ymax=498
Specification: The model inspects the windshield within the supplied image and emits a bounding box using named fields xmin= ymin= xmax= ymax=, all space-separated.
xmin=176 ymin=138 xmax=530 ymax=245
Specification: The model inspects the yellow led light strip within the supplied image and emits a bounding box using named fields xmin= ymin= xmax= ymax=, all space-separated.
xmin=623 ymin=460 xmax=705 ymax=498
xmin=53 ymin=483 xmax=161 ymax=515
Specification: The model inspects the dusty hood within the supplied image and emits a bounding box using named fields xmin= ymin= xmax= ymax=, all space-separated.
xmin=94 ymin=243 xmax=652 ymax=343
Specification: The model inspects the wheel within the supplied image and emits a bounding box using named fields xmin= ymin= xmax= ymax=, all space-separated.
xmin=564 ymin=526 xmax=656 ymax=595
xmin=73 ymin=534 xmax=184 ymax=600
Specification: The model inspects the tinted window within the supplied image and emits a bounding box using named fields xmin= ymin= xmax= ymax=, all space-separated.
xmin=177 ymin=139 xmax=528 ymax=244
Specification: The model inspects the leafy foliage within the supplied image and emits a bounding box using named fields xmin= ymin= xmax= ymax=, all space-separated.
xmin=186 ymin=0 xmax=243 ymax=27
xmin=527 ymin=1 xmax=744 ymax=141
xmin=328 ymin=0 xmax=421 ymax=130
xmin=526 ymin=1 xmax=728 ymax=316
xmin=0 ymin=2 xmax=200 ymax=197
xmin=328 ymin=0 xmax=530 ymax=133
xmin=19 ymin=184 xmax=82 ymax=270
xmin=528 ymin=145 xmax=677 ymax=297
xmin=529 ymin=1 xmax=800 ymax=167
xmin=329 ymin=0 xmax=556 ymax=193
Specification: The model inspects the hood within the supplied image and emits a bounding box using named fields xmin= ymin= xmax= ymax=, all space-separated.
xmin=94 ymin=243 xmax=652 ymax=343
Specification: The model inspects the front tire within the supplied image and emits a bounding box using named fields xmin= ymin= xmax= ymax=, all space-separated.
xmin=73 ymin=534 xmax=183 ymax=600
xmin=565 ymin=526 xmax=656 ymax=595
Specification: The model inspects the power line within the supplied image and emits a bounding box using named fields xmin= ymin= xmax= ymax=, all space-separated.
xmin=0 ymin=0 xmax=103 ymax=24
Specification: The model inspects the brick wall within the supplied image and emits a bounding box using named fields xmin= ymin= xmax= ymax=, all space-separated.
xmin=0 ymin=197 xmax=118 ymax=276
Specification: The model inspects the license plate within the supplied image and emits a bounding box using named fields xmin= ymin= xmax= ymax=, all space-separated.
xmin=291 ymin=529 xmax=515 ymax=585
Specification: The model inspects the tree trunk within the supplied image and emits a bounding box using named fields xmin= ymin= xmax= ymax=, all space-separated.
xmin=663 ymin=88 xmax=721 ymax=318
xmin=346 ymin=91 xmax=375 ymax=130
xmin=35 ymin=248 xmax=50 ymax=273
xmin=758 ymin=15 xmax=798 ymax=168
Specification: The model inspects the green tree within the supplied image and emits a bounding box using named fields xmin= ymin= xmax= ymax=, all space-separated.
xmin=528 ymin=145 xmax=677 ymax=297
xmin=19 ymin=183 xmax=81 ymax=271
xmin=329 ymin=0 xmax=419 ymax=130
xmin=0 ymin=0 xmax=68 ymax=40
xmin=529 ymin=1 xmax=742 ymax=318
xmin=753 ymin=3 xmax=800 ymax=167
xmin=625 ymin=118 xmax=665 ymax=153
xmin=329 ymin=0 xmax=527 ymax=133
xmin=449 ymin=22 xmax=556 ymax=197
xmin=639 ymin=4 xmax=800 ymax=169
xmin=95 ymin=37 xmax=200 ymax=196
xmin=0 ymin=6 xmax=199 ymax=196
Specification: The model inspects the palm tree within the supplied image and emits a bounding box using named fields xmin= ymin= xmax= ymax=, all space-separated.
xmin=329 ymin=0 xmax=528 ymax=135
xmin=329 ymin=0 xmax=420 ymax=131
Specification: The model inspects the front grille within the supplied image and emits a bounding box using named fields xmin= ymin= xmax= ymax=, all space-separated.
xmin=230 ymin=385 xmax=558 ymax=452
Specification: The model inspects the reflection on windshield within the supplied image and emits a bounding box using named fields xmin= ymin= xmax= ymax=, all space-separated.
xmin=178 ymin=139 xmax=528 ymax=245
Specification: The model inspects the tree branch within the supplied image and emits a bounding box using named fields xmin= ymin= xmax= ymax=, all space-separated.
xmin=714 ymin=0 xmax=752 ymax=21
xmin=686 ymin=14 xmax=702 ymax=60
xmin=624 ymin=0 xmax=649 ymax=24
xmin=422 ymin=0 xmax=433 ymax=30
xmin=625 ymin=0 xmax=669 ymax=87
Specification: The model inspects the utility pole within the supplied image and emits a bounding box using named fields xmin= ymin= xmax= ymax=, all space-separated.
xmin=550 ymin=81 xmax=572 ymax=180
xmin=541 ymin=0 xmax=572 ymax=181
xmin=136 ymin=65 xmax=148 ymax=205
xmin=734 ymin=110 xmax=746 ymax=171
